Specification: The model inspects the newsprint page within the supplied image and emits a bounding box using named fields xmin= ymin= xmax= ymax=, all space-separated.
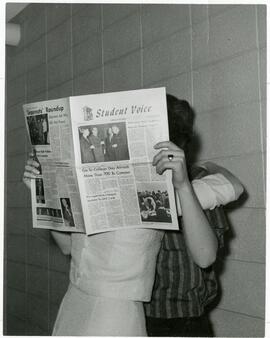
xmin=23 ymin=87 xmax=179 ymax=235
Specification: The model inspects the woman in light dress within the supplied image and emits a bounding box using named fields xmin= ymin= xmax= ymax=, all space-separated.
xmin=23 ymin=95 xmax=243 ymax=336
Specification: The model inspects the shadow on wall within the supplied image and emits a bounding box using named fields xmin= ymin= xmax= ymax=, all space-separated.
xmin=209 ymin=191 xmax=248 ymax=311
xmin=188 ymin=123 xmax=249 ymax=313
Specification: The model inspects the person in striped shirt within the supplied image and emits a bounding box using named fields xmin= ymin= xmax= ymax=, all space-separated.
xmin=145 ymin=94 xmax=243 ymax=337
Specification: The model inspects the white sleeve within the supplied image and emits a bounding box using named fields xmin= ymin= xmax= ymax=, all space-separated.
xmin=176 ymin=173 xmax=236 ymax=216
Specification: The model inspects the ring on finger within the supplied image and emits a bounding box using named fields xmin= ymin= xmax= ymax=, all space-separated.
xmin=168 ymin=154 xmax=174 ymax=161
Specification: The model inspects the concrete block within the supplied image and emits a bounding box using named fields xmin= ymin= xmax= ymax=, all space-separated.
xmin=193 ymin=50 xmax=260 ymax=113
xmin=24 ymin=6 xmax=46 ymax=45
xmin=7 ymin=75 xmax=25 ymax=108
xmin=226 ymin=207 xmax=265 ymax=263
xmin=6 ymin=235 xmax=26 ymax=263
xmin=72 ymin=3 xmax=101 ymax=17
xmin=49 ymin=270 xmax=69 ymax=305
xmin=192 ymin=5 xmax=257 ymax=69
xmin=72 ymin=4 xmax=101 ymax=45
xmin=26 ymin=293 xmax=49 ymax=332
xmin=6 ymin=261 xmax=26 ymax=291
xmin=6 ymin=127 xmax=27 ymax=156
xmin=7 ymin=182 xmax=30 ymax=208
xmin=191 ymin=4 xmax=208 ymax=24
xmin=48 ymin=80 xmax=73 ymax=100
xmin=48 ymin=50 xmax=72 ymax=89
xmin=49 ymin=302 xmax=61 ymax=334
xmin=103 ymin=4 xmax=139 ymax=28
xmin=73 ymin=35 xmax=102 ymax=77
xmin=259 ymin=47 xmax=266 ymax=100
xmin=47 ymin=19 xmax=71 ymax=61
xmin=143 ymin=28 xmax=191 ymax=85
xmin=103 ymin=12 xmax=140 ymax=63
xmin=26 ymin=321 xmax=48 ymax=335
xmin=196 ymin=101 xmax=262 ymax=159
xmin=6 ymin=49 xmax=26 ymax=82
xmin=26 ymin=91 xmax=47 ymax=104
xmin=147 ymin=72 xmax=192 ymax=103
xmin=6 ymin=153 xmax=26 ymax=182
xmin=6 ymin=313 xmax=26 ymax=335
xmin=218 ymin=259 xmax=265 ymax=318
xmin=6 ymin=103 xmax=26 ymax=132
xmin=27 ymin=225 xmax=51 ymax=242
xmin=73 ymin=68 xmax=103 ymax=96
xmin=257 ymin=5 xmax=266 ymax=48
xmin=27 ymin=265 xmax=49 ymax=299
xmin=211 ymin=308 xmax=265 ymax=337
xmin=104 ymin=51 xmax=141 ymax=92
xmin=263 ymin=152 xmax=266 ymax=193
xmin=27 ymin=235 xmax=49 ymax=268
xmin=6 ymin=288 xmax=27 ymax=320
xmin=49 ymin=238 xmax=70 ymax=273
xmin=142 ymin=4 xmax=190 ymax=47
xmin=261 ymin=100 xmax=266 ymax=153
xmin=46 ymin=3 xmax=71 ymax=31
xmin=23 ymin=3 xmax=46 ymax=23
xmin=6 ymin=207 xmax=30 ymax=236
xmin=25 ymin=37 xmax=46 ymax=72
xmin=191 ymin=19 xmax=210 ymax=70
xmin=208 ymin=4 xmax=238 ymax=17
xmin=26 ymin=64 xmax=47 ymax=99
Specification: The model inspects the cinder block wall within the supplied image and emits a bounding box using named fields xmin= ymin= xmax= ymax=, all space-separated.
xmin=5 ymin=4 xmax=266 ymax=336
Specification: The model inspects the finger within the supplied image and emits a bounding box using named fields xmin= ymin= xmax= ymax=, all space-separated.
xmin=25 ymin=165 xmax=40 ymax=175
xmin=25 ymin=163 xmax=39 ymax=172
xmin=156 ymin=157 xmax=180 ymax=169
xmin=152 ymin=149 xmax=183 ymax=165
xmin=154 ymin=141 xmax=180 ymax=151
xmin=26 ymin=159 xmax=40 ymax=168
xmin=152 ymin=149 xmax=183 ymax=166
xmin=155 ymin=157 xmax=168 ymax=174
xmin=156 ymin=160 xmax=179 ymax=175
xmin=152 ymin=149 xmax=178 ymax=166
xmin=23 ymin=172 xmax=37 ymax=180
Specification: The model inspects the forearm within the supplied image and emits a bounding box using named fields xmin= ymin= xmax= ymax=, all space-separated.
xmin=201 ymin=162 xmax=244 ymax=198
xmin=51 ymin=230 xmax=72 ymax=255
xmin=176 ymin=182 xmax=218 ymax=268
xmin=152 ymin=142 xmax=220 ymax=267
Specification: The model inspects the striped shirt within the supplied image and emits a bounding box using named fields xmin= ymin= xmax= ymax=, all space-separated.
xmin=144 ymin=167 xmax=229 ymax=318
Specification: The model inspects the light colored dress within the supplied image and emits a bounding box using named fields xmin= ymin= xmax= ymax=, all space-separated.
xmin=52 ymin=172 xmax=238 ymax=336
xmin=53 ymin=228 xmax=164 ymax=336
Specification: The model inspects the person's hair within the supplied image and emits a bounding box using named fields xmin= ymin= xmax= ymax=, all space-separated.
xmin=166 ymin=94 xmax=195 ymax=149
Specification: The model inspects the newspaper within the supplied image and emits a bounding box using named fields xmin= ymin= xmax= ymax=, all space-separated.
xmin=23 ymin=88 xmax=179 ymax=235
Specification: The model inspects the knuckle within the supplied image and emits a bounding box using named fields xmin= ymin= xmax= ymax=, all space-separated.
xmin=157 ymin=164 xmax=163 ymax=173
xmin=160 ymin=157 xmax=166 ymax=166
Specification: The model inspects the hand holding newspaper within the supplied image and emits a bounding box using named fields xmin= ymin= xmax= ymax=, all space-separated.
xmin=23 ymin=88 xmax=179 ymax=235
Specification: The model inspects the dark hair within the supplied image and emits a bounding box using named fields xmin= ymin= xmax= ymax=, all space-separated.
xmin=166 ymin=94 xmax=195 ymax=149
